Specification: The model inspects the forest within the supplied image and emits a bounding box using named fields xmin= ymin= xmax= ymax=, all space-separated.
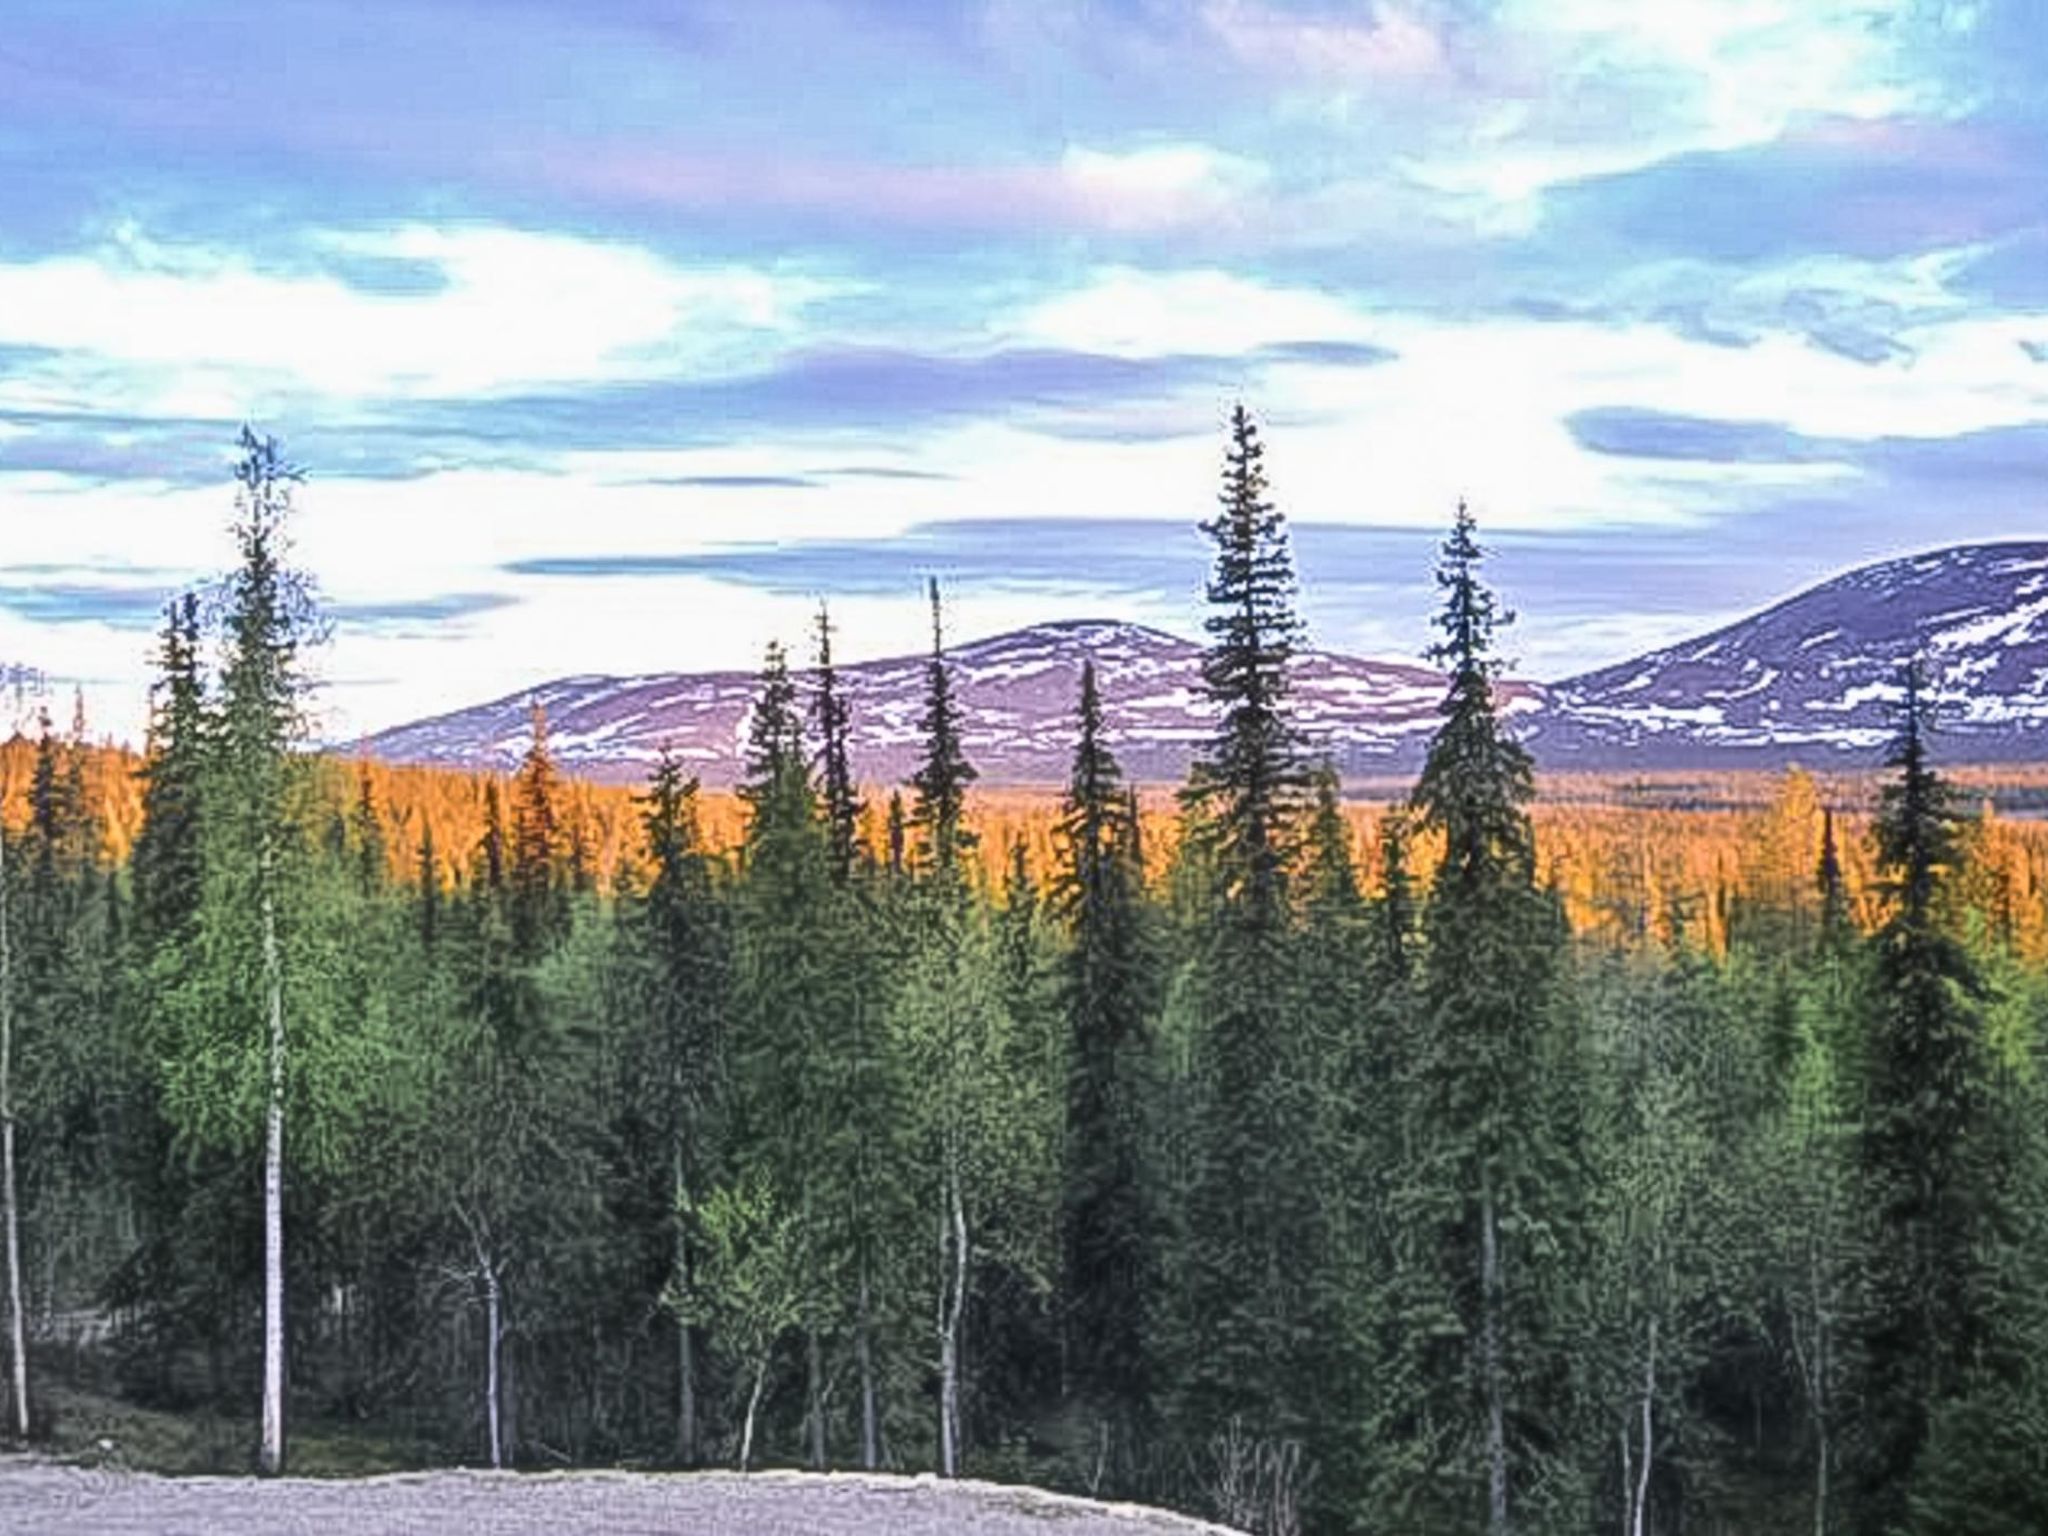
xmin=3 ymin=410 xmax=2046 ymax=1536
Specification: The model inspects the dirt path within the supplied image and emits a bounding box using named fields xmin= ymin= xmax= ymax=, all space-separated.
xmin=0 ymin=1459 xmax=1246 ymax=1535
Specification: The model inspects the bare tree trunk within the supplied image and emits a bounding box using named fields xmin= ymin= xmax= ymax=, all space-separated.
xmin=740 ymin=1356 xmax=768 ymax=1473
xmin=857 ymin=1259 xmax=879 ymax=1471
xmin=937 ymin=1161 xmax=968 ymax=1479
xmin=484 ymin=1258 xmax=503 ymax=1471
xmin=673 ymin=1144 xmax=697 ymax=1466
xmin=1480 ymin=1176 xmax=1508 ymax=1536
xmin=258 ymin=876 xmax=286 ymax=1477
xmin=0 ymin=820 xmax=25 ymax=1442
xmin=1631 ymin=1317 xmax=1656 ymax=1536
xmin=1617 ymin=1424 xmax=1632 ymax=1536
xmin=807 ymin=1325 xmax=827 ymax=1470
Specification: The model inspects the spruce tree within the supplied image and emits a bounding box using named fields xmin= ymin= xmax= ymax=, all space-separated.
xmin=637 ymin=746 xmax=730 ymax=1465
xmin=910 ymin=580 xmax=977 ymax=880
xmin=1055 ymin=661 xmax=1158 ymax=1473
xmin=813 ymin=603 xmax=863 ymax=886
xmin=1174 ymin=405 xmax=1317 ymax=1472
xmin=508 ymin=704 xmax=567 ymax=961
xmin=1853 ymin=661 xmax=1993 ymax=1535
xmin=132 ymin=596 xmax=208 ymax=953
xmin=1394 ymin=499 xmax=1577 ymax=1536
xmin=188 ymin=428 xmax=317 ymax=1475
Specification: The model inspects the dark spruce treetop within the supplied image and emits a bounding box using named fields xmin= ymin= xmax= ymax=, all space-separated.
xmin=133 ymin=593 xmax=210 ymax=947
xmin=1185 ymin=404 xmax=1306 ymax=920
xmin=509 ymin=701 xmax=568 ymax=959
xmin=741 ymin=641 xmax=808 ymax=819
xmin=811 ymin=602 xmax=863 ymax=885
xmin=910 ymin=578 xmax=978 ymax=879
xmin=1413 ymin=499 xmax=1536 ymax=892
xmin=216 ymin=428 xmax=315 ymax=820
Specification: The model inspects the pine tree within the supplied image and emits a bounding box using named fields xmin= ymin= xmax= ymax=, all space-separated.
xmin=1055 ymin=661 xmax=1158 ymax=1472
xmin=813 ymin=603 xmax=863 ymax=886
xmin=1853 ymin=661 xmax=1994 ymax=1535
xmin=910 ymin=581 xmax=977 ymax=880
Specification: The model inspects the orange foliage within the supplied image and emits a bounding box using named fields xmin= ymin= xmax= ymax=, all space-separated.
xmin=32 ymin=737 xmax=2048 ymax=960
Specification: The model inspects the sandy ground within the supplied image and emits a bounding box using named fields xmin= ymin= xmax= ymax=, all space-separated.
xmin=0 ymin=1459 xmax=1246 ymax=1535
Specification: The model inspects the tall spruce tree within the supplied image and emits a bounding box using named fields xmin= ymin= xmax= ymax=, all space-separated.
xmin=910 ymin=580 xmax=977 ymax=881
xmin=813 ymin=603 xmax=863 ymax=886
xmin=637 ymin=746 xmax=729 ymax=1465
xmin=1055 ymin=661 xmax=1158 ymax=1475
xmin=1853 ymin=661 xmax=1993 ymax=1535
xmin=1174 ymin=405 xmax=1317 ymax=1473
xmin=1394 ymin=499 xmax=1577 ymax=1536
xmin=206 ymin=428 xmax=315 ymax=1475
xmin=732 ymin=642 xmax=843 ymax=1469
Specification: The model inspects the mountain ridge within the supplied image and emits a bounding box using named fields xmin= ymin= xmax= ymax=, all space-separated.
xmin=360 ymin=541 xmax=2048 ymax=781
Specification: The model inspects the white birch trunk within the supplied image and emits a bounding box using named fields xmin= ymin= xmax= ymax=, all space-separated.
xmin=1630 ymin=1317 xmax=1656 ymax=1536
xmin=807 ymin=1325 xmax=827 ymax=1470
xmin=857 ymin=1259 xmax=878 ymax=1470
xmin=0 ymin=819 xmax=25 ymax=1442
xmin=673 ymin=1142 xmax=697 ymax=1466
xmin=740 ymin=1356 xmax=768 ymax=1473
xmin=1480 ymin=1177 xmax=1509 ymax=1536
xmin=258 ymin=874 xmax=286 ymax=1476
xmin=937 ymin=1159 xmax=968 ymax=1479
xmin=483 ymin=1258 xmax=503 ymax=1471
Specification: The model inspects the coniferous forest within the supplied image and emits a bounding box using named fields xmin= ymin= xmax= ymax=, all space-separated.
xmin=6 ymin=411 xmax=2048 ymax=1536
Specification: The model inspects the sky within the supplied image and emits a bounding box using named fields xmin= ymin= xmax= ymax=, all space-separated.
xmin=2 ymin=0 xmax=2047 ymax=744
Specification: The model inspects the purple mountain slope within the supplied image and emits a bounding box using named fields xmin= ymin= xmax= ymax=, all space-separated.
xmin=361 ymin=543 xmax=2048 ymax=781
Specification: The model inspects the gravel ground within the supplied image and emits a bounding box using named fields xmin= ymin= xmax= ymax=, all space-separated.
xmin=0 ymin=1459 xmax=1246 ymax=1536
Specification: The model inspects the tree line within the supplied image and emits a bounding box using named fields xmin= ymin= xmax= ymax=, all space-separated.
xmin=2 ymin=412 xmax=2046 ymax=1535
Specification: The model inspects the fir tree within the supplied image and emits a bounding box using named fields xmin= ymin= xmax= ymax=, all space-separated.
xmin=910 ymin=580 xmax=977 ymax=880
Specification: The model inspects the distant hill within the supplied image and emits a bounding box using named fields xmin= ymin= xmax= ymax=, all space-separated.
xmin=1530 ymin=541 xmax=2048 ymax=766
xmin=360 ymin=543 xmax=2048 ymax=781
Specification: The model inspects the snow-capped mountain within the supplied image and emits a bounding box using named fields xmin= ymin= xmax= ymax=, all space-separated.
xmin=361 ymin=543 xmax=2048 ymax=782
xmin=1530 ymin=541 xmax=2048 ymax=766
xmin=362 ymin=619 xmax=1536 ymax=785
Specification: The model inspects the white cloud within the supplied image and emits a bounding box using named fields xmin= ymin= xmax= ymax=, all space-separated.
xmin=0 ymin=224 xmax=840 ymax=403
xmin=1010 ymin=267 xmax=1383 ymax=359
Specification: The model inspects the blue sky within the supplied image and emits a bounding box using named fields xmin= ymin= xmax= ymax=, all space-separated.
xmin=2 ymin=0 xmax=2046 ymax=740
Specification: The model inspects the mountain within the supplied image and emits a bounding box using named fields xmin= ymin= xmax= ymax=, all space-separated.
xmin=360 ymin=543 xmax=2048 ymax=782
xmin=362 ymin=618 xmax=1541 ymax=785
xmin=1530 ymin=541 xmax=2048 ymax=766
